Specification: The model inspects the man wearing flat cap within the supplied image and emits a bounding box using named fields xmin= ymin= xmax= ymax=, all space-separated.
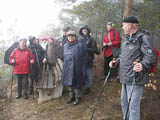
xmin=28 ymin=36 xmax=46 ymax=95
xmin=109 ymin=15 xmax=156 ymax=120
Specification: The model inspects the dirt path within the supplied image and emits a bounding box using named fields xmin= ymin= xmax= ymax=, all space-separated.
xmin=0 ymin=78 xmax=123 ymax=120
xmin=0 ymin=72 xmax=160 ymax=120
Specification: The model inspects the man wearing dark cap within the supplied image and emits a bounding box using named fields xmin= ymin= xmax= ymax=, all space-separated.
xmin=109 ymin=16 xmax=156 ymax=120
xmin=28 ymin=36 xmax=46 ymax=94
xmin=60 ymin=26 xmax=71 ymax=60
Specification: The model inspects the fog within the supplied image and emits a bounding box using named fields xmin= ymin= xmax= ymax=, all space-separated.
xmin=0 ymin=0 xmax=61 ymax=44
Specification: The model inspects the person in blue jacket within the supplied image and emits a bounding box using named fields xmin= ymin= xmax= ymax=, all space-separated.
xmin=61 ymin=31 xmax=86 ymax=105
xmin=78 ymin=25 xmax=100 ymax=94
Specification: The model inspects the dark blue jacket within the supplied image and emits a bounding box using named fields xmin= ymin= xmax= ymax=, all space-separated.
xmin=61 ymin=40 xmax=86 ymax=89
xmin=79 ymin=25 xmax=100 ymax=67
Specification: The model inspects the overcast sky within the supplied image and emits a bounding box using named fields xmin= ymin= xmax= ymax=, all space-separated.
xmin=0 ymin=0 xmax=61 ymax=40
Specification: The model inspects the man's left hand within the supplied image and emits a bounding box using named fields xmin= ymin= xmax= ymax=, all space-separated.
xmin=133 ymin=62 xmax=143 ymax=72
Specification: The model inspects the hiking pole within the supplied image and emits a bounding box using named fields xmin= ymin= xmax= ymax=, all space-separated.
xmin=90 ymin=68 xmax=111 ymax=120
xmin=124 ymin=74 xmax=136 ymax=120
xmin=9 ymin=68 xmax=14 ymax=102
xmin=30 ymin=56 xmax=35 ymax=99
xmin=33 ymin=80 xmax=35 ymax=99
xmin=125 ymin=59 xmax=140 ymax=120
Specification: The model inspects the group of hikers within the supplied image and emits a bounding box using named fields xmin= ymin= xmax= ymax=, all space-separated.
xmin=8 ymin=15 xmax=157 ymax=120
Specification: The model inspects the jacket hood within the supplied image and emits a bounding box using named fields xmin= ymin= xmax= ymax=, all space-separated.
xmin=29 ymin=36 xmax=36 ymax=44
xmin=134 ymin=29 xmax=150 ymax=41
xmin=137 ymin=29 xmax=149 ymax=37
xmin=79 ymin=25 xmax=91 ymax=36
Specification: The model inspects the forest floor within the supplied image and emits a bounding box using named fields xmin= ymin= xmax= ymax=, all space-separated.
xmin=0 ymin=56 xmax=160 ymax=120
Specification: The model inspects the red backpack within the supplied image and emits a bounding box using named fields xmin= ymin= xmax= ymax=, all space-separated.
xmin=149 ymin=46 xmax=159 ymax=73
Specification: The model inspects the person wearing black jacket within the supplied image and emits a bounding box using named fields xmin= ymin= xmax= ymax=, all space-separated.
xmin=79 ymin=25 xmax=100 ymax=94
xmin=28 ymin=36 xmax=46 ymax=94
xmin=59 ymin=26 xmax=70 ymax=60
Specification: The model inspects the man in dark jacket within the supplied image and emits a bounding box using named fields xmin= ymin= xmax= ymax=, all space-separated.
xmin=102 ymin=22 xmax=121 ymax=81
xmin=60 ymin=26 xmax=70 ymax=60
xmin=28 ymin=36 xmax=46 ymax=94
xmin=79 ymin=25 xmax=100 ymax=94
xmin=61 ymin=31 xmax=86 ymax=105
xmin=42 ymin=37 xmax=62 ymax=88
xmin=109 ymin=16 xmax=156 ymax=120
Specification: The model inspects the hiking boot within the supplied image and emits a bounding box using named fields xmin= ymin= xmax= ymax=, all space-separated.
xmin=16 ymin=95 xmax=22 ymax=99
xmin=108 ymin=78 xmax=113 ymax=82
xmin=83 ymin=88 xmax=90 ymax=95
xmin=73 ymin=98 xmax=80 ymax=105
xmin=23 ymin=94 xmax=28 ymax=99
xmin=35 ymin=90 xmax=39 ymax=95
xmin=66 ymin=97 xmax=75 ymax=104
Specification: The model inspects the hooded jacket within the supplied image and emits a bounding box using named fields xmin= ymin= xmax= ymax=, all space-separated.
xmin=79 ymin=25 xmax=100 ymax=67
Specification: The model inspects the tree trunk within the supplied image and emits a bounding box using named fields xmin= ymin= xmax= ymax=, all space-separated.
xmin=121 ymin=0 xmax=125 ymax=20
xmin=123 ymin=0 xmax=133 ymax=18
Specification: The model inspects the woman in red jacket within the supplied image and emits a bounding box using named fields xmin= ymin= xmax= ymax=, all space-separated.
xmin=102 ymin=22 xmax=121 ymax=81
xmin=9 ymin=38 xmax=34 ymax=99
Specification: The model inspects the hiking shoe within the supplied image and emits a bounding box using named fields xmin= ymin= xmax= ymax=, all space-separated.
xmin=108 ymin=78 xmax=113 ymax=82
xmin=23 ymin=94 xmax=28 ymax=99
xmin=16 ymin=95 xmax=22 ymax=99
xmin=66 ymin=97 xmax=75 ymax=104
xmin=35 ymin=90 xmax=39 ymax=95
xmin=73 ymin=98 xmax=80 ymax=105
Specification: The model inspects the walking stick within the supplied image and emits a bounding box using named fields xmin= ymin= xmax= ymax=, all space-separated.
xmin=97 ymin=55 xmax=100 ymax=78
xmin=125 ymin=59 xmax=140 ymax=120
xmin=90 ymin=68 xmax=111 ymax=120
xmin=124 ymin=74 xmax=136 ymax=120
xmin=9 ymin=68 xmax=14 ymax=102
xmin=32 ymin=80 xmax=35 ymax=99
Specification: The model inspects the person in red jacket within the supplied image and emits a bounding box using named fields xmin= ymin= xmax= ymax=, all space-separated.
xmin=102 ymin=22 xmax=121 ymax=81
xmin=9 ymin=38 xmax=35 ymax=99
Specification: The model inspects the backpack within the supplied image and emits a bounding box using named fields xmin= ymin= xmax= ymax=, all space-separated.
xmin=149 ymin=47 xmax=159 ymax=73
xmin=139 ymin=30 xmax=159 ymax=73
xmin=108 ymin=30 xmax=121 ymax=58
